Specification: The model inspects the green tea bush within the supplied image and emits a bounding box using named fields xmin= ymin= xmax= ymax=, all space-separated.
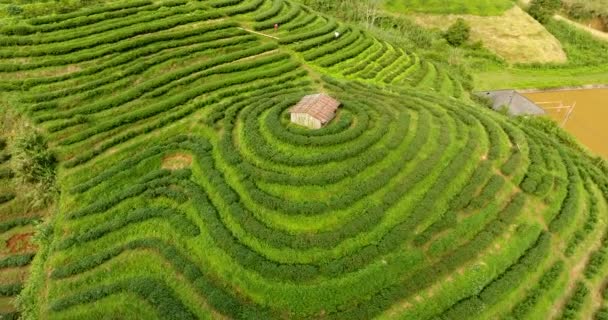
xmin=0 ymin=254 xmax=35 ymax=269
xmin=0 ymin=284 xmax=22 ymax=297
xmin=49 ymin=277 xmax=197 ymax=320
xmin=559 ymin=281 xmax=589 ymax=319
xmin=510 ymin=261 xmax=564 ymax=319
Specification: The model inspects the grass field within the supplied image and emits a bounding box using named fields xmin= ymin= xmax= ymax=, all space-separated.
xmin=473 ymin=17 xmax=608 ymax=89
xmin=0 ymin=0 xmax=606 ymax=319
xmin=412 ymin=6 xmax=567 ymax=64
xmin=383 ymin=0 xmax=515 ymax=16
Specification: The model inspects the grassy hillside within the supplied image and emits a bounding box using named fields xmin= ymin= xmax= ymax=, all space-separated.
xmin=474 ymin=17 xmax=608 ymax=89
xmin=0 ymin=110 xmax=53 ymax=320
xmin=383 ymin=0 xmax=515 ymax=16
xmin=412 ymin=6 xmax=567 ymax=64
xmin=387 ymin=2 xmax=608 ymax=89
xmin=0 ymin=0 xmax=606 ymax=319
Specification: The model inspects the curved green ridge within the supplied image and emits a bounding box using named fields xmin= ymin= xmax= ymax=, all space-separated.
xmin=0 ymin=0 xmax=606 ymax=319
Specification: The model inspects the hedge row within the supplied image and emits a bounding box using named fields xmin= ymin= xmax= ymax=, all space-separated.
xmin=67 ymin=170 xmax=190 ymax=219
xmin=253 ymin=2 xmax=301 ymax=31
xmin=252 ymin=0 xmax=283 ymax=22
xmin=475 ymin=113 xmax=507 ymax=161
xmin=510 ymin=261 xmax=565 ymax=319
xmin=565 ymin=183 xmax=599 ymax=257
xmin=207 ymin=0 xmax=242 ymax=8
xmin=0 ymin=217 xmax=40 ymax=233
xmin=405 ymin=59 xmax=430 ymax=87
xmin=414 ymin=160 xmax=494 ymax=246
xmin=318 ymin=34 xmax=374 ymax=68
xmin=221 ymin=0 xmax=265 ymax=16
xmin=283 ymin=9 xmax=317 ymax=32
xmin=303 ymin=28 xmax=361 ymax=61
xmin=49 ymin=277 xmax=197 ymax=320
xmin=0 ymin=284 xmax=23 ymax=297
xmin=479 ymin=232 xmax=551 ymax=304
xmin=548 ymin=161 xmax=581 ymax=233
xmin=19 ymin=26 xmax=244 ymax=90
xmin=26 ymin=30 xmax=251 ymax=104
xmin=0 ymin=193 xmax=16 ymax=205
xmin=521 ymin=166 xmax=554 ymax=197
xmin=27 ymin=0 xmax=152 ymax=26
xmin=56 ymin=206 xmax=200 ymax=251
xmin=440 ymin=232 xmax=551 ymax=319
xmin=559 ymin=282 xmax=589 ymax=320
xmin=334 ymin=204 xmax=532 ymax=320
xmin=0 ymin=20 xmax=238 ymax=72
xmin=359 ymin=45 xmax=400 ymax=80
xmin=35 ymin=41 xmax=277 ymax=122
xmin=0 ymin=4 xmax=220 ymax=59
xmin=584 ymin=225 xmax=608 ymax=279
xmin=383 ymin=52 xmax=416 ymax=84
xmin=50 ymin=236 xmax=272 ymax=318
xmin=0 ymin=253 xmax=35 ymax=269
xmin=342 ymin=41 xmax=386 ymax=76
xmin=63 ymin=70 xmax=307 ymax=167
xmin=278 ymin=18 xmax=338 ymax=44
xmin=501 ymin=148 xmax=523 ymax=177
xmin=468 ymin=174 xmax=506 ymax=210
xmin=0 ymin=1 xmax=188 ymax=46
xmin=58 ymin=56 xmax=297 ymax=146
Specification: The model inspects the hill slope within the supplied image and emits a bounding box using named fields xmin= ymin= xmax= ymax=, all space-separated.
xmin=0 ymin=0 xmax=607 ymax=319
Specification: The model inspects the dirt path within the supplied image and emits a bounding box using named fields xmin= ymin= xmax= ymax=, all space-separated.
xmin=555 ymin=15 xmax=608 ymax=42
xmin=237 ymin=27 xmax=279 ymax=40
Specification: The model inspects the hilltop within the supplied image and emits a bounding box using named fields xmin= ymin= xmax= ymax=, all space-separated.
xmin=0 ymin=0 xmax=606 ymax=319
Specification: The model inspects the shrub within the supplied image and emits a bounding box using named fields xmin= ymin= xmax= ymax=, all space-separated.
xmin=444 ymin=18 xmax=470 ymax=47
xmin=528 ymin=0 xmax=562 ymax=23
xmin=11 ymin=130 xmax=58 ymax=208
xmin=6 ymin=5 xmax=23 ymax=16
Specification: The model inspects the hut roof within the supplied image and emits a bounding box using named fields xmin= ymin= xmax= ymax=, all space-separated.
xmin=289 ymin=94 xmax=340 ymax=123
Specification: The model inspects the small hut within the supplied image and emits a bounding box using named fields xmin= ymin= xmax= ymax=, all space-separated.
xmin=289 ymin=94 xmax=340 ymax=129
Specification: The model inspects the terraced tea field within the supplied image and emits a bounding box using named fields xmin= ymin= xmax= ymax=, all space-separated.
xmin=0 ymin=0 xmax=607 ymax=319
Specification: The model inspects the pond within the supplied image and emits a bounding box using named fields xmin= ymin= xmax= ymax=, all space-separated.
xmin=523 ymin=88 xmax=608 ymax=159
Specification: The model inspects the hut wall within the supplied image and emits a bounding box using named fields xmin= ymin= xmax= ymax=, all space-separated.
xmin=291 ymin=113 xmax=322 ymax=129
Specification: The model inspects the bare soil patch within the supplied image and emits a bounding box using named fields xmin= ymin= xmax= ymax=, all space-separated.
xmin=6 ymin=233 xmax=36 ymax=254
xmin=162 ymin=153 xmax=193 ymax=170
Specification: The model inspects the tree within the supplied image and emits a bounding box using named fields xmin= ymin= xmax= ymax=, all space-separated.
xmin=444 ymin=18 xmax=470 ymax=47
xmin=528 ymin=0 xmax=562 ymax=24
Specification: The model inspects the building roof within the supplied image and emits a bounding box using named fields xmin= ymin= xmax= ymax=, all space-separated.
xmin=475 ymin=90 xmax=546 ymax=116
xmin=289 ymin=94 xmax=340 ymax=123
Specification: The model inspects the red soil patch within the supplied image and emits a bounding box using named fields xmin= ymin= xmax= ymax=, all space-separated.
xmin=6 ymin=233 xmax=36 ymax=254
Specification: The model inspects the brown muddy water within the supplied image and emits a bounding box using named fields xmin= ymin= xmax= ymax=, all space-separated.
xmin=523 ymin=88 xmax=608 ymax=159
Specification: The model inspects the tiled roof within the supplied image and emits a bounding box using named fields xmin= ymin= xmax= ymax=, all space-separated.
xmin=289 ymin=94 xmax=340 ymax=123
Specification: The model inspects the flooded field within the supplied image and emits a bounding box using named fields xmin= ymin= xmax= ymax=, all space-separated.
xmin=523 ymin=88 xmax=608 ymax=159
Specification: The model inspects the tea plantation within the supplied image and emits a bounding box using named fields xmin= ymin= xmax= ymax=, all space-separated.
xmin=0 ymin=0 xmax=607 ymax=319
